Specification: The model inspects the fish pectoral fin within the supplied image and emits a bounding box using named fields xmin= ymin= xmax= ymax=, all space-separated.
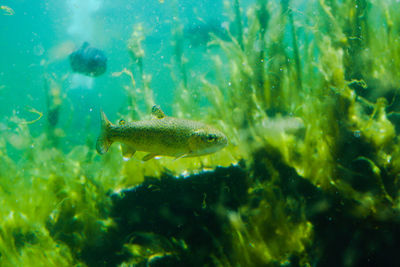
xmin=142 ymin=153 xmax=158 ymax=161
xmin=121 ymin=144 xmax=136 ymax=158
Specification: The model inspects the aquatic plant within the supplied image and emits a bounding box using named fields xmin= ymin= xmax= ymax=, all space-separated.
xmin=167 ymin=0 xmax=400 ymax=264
xmin=126 ymin=23 xmax=155 ymax=119
xmin=2 ymin=0 xmax=400 ymax=266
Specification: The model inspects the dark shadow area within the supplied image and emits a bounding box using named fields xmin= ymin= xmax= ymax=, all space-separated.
xmin=252 ymin=146 xmax=400 ymax=267
xmin=58 ymin=146 xmax=400 ymax=267
xmin=80 ymin=163 xmax=249 ymax=267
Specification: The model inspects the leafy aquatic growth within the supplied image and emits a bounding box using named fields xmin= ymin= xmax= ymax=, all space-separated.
xmin=69 ymin=42 xmax=107 ymax=77
xmin=3 ymin=0 xmax=400 ymax=266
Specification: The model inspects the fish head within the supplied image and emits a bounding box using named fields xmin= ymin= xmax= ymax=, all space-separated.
xmin=189 ymin=127 xmax=228 ymax=156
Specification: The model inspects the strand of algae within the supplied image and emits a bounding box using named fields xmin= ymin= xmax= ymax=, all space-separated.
xmin=233 ymin=0 xmax=244 ymax=50
xmin=0 ymin=5 xmax=14 ymax=15
xmin=172 ymin=22 xmax=188 ymax=89
xmin=253 ymin=0 xmax=269 ymax=109
xmin=127 ymin=23 xmax=155 ymax=118
xmin=170 ymin=19 xmax=198 ymax=119
xmin=43 ymin=75 xmax=64 ymax=148
xmin=12 ymin=107 xmax=43 ymax=125
xmin=284 ymin=0 xmax=303 ymax=91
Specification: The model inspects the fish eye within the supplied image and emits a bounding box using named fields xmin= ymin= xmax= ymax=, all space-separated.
xmin=119 ymin=119 xmax=126 ymax=125
xmin=206 ymin=134 xmax=217 ymax=142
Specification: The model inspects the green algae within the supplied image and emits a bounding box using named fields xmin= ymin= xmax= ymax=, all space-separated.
xmin=1 ymin=0 xmax=400 ymax=266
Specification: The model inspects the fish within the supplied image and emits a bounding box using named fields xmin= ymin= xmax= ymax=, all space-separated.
xmin=96 ymin=105 xmax=228 ymax=161
xmin=69 ymin=42 xmax=107 ymax=77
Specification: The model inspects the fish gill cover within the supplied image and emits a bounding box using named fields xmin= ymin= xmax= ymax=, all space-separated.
xmin=1 ymin=0 xmax=400 ymax=266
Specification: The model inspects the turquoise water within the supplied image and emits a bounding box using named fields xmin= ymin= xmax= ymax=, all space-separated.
xmin=0 ymin=0 xmax=234 ymax=152
xmin=2 ymin=0 xmax=400 ymax=266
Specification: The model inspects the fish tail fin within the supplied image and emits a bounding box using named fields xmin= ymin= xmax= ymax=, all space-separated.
xmin=96 ymin=110 xmax=113 ymax=154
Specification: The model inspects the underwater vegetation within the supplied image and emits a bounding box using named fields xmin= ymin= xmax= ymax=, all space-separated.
xmin=2 ymin=0 xmax=400 ymax=266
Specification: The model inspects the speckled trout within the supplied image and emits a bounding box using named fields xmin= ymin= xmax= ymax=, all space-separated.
xmin=96 ymin=105 xmax=228 ymax=161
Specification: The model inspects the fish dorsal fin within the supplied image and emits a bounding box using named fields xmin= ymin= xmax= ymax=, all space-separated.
xmin=151 ymin=105 xmax=166 ymax=119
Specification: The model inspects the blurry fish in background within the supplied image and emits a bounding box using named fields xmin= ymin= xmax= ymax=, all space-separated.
xmin=69 ymin=42 xmax=107 ymax=77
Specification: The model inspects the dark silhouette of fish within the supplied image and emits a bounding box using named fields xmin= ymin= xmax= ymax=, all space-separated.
xmin=69 ymin=42 xmax=107 ymax=77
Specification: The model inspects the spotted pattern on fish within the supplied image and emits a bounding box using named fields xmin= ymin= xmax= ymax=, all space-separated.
xmin=96 ymin=106 xmax=228 ymax=160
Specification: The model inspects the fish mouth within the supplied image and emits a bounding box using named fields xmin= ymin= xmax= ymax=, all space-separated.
xmin=208 ymin=140 xmax=228 ymax=154
xmin=193 ymin=141 xmax=227 ymax=156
